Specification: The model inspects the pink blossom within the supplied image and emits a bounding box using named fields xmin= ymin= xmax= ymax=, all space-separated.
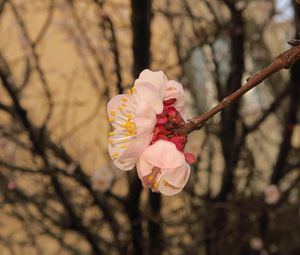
xmin=91 ymin=165 xmax=115 ymax=192
xmin=107 ymin=69 xmax=194 ymax=195
xmin=264 ymin=185 xmax=280 ymax=205
xmin=249 ymin=237 xmax=263 ymax=250
xmin=7 ymin=181 xmax=16 ymax=190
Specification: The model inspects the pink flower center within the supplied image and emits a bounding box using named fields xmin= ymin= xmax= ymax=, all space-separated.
xmin=150 ymin=98 xmax=195 ymax=165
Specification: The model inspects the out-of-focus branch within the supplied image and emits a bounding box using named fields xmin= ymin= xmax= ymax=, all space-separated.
xmin=66 ymin=0 xmax=107 ymax=94
xmin=9 ymin=0 xmax=53 ymax=127
xmin=0 ymin=102 xmax=12 ymax=113
xmin=0 ymin=0 xmax=7 ymax=16
xmin=93 ymin=0 xmax=123 ymax=94
xmin=128 ymin=0 xmax=152 ymax=254
xmin=177 ymin=43 xmax=300 ymax=135
xmin=270 ymin=1 xmax=300 ymax=185
xmin=245 ymin=84 xmax=290 ymax=134
xmin=0 ymin=50 xmax=122 ymax=254
xmin=33 ymin=0 xmax=55 ymax=46
xmin=0 ymin=52 xmax=44 ymax=155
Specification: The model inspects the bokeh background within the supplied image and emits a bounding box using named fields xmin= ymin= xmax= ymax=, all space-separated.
xmin=0 ymin=0 xmax=300 ymax=254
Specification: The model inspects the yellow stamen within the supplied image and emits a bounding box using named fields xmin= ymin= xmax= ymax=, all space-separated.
xmin=122 ymin=98 xmax=128 ymax=102
xmin=109 ymin=117 xmax=115 ymax=122
xmin=126 ymin=113 xmax=132 ymax=119
xmin=167 ymin=87 xmax=175 ymax=91
xmin=132 ymin=86 xmax=136 ymax=93
xmin=118 ymin=106 xmax=124 ymax=112
xmin=111 ymin=152 xmax=119 ymax=157
xmin=127 ymin=89 xmax=132 ymax=95
xmin=121 ymin=144 xmax=127 ymax=149
xmin=119 ymin=119 xmax=137 ymax=136
xmin=108 ymin=138 xmax=113 ymax=144
xmin=109 ymin=132 xmax=115 ymax=136
xmin=122 ymin=103 xmax=127 ymax=107
xmin=110 ymin=110 xmax=116 ymax=116
xmin=148 ymin=175 xmax=154 ymax=181
xmin=153 ymin=182 xmax=158 ymax=188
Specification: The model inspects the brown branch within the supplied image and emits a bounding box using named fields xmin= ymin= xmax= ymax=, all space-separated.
xmin=0 ymin=0 xmax=7 ymax=16
xmin=32 ymin=0 xmax=55 ymax=47
xmin=177 ymin=42 xmax=300 ymax=135
xmin=93 ymin=0 xmax=123 ymax=94
xmin=9 ymin=0 xmax=53 ymax=127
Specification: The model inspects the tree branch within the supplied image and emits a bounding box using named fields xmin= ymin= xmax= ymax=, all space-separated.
xmin=177 ymin=43 xmax=300 ymax=135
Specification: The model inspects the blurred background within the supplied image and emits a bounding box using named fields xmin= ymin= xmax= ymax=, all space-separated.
xmin=0 ymin=0 xmax=300 ymax=254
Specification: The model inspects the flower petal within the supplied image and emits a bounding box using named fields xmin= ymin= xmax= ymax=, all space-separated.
xmin=134 ymin=100 xmax=156 ymax=135
xmin=164 ymin=80 xmax=185 ymax=115
xmin=119 ymin=133 xmax=152 ymax=161
xmin=136 ymin=160 xmax=160 ymax=188
xmin=142 ymin=140 xmax=185 ymax=169
xmin=161 ymin=163 xmax=190 ymax=188
xmin=109 ymin=134 xmax=152 ymax=171
xmin=157 ymin=163 xmax=190 ymax=196
xmin=108 ymin=141 xmax=135 ymax=170
xmin=134 ymin=82 xmax=164 ymax=113
xmin=136 ymin=156 xmax=154 ymax=180
xmin=107 ymin=94 xmax=134 ymax=128
xmin=135 ymin=69 xmax=167 ymax=97
xmin=157 ymin=182 xmax=182 ymax=196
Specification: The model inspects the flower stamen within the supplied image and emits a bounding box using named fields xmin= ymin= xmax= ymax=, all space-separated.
xmin=111 ymin=136 xmax=132 ymax=144
xmin=148 ymin=175 xmax=154 ymax=181
xmin=111 ymin=152 xmax=119 ymax=157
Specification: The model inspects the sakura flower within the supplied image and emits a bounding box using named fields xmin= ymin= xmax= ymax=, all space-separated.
xmin=91 ymin=165 xmax=115 ymax=192
xmin=249 ymin=237 xmax=263 ymax=251
xmin=7 ymin=181 xmax=16 ymax=190
xmin=107 ymin=69 xmax=194 ymax=195
xmin=264 ymin=184 xmax=280 ymax=205
xmin=66 ymin=163 xmax=77 ymax=174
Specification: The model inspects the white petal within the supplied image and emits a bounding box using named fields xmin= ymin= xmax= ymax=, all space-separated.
xmin=134 ymin=100 xmax=156 ymax=135
xmin=108 ymin=134 xmax=152 ymax=171
xmin=135 ymin=69 xmax=167 ymax=97
xmin=164 ymin=80 xmax=185 ymax=114
xmin=119 ymin=134 xmax=152 ymax=162
xmin=161 ymin=163 xmax=190 ymax=188
xmin=142 ymin=140 xmax=185 ymax=169
xmin=136 ymin=156 xmax=154 ymax=180
xmin=134 ymin=82 xmax=164 ymax=113
xmin=107 ymin=94 xmax=134 ymax=128
xmin=108 ymin=141 xmax=135 ymax=171
xmin=157 ymin=163 xmax=190 ymax=196
xmin=157 ymin=182 xmax=183 ymax=196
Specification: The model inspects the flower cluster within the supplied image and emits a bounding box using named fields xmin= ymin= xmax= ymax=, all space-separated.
xmin=107 ymin=70 xmax=195 ymax=195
